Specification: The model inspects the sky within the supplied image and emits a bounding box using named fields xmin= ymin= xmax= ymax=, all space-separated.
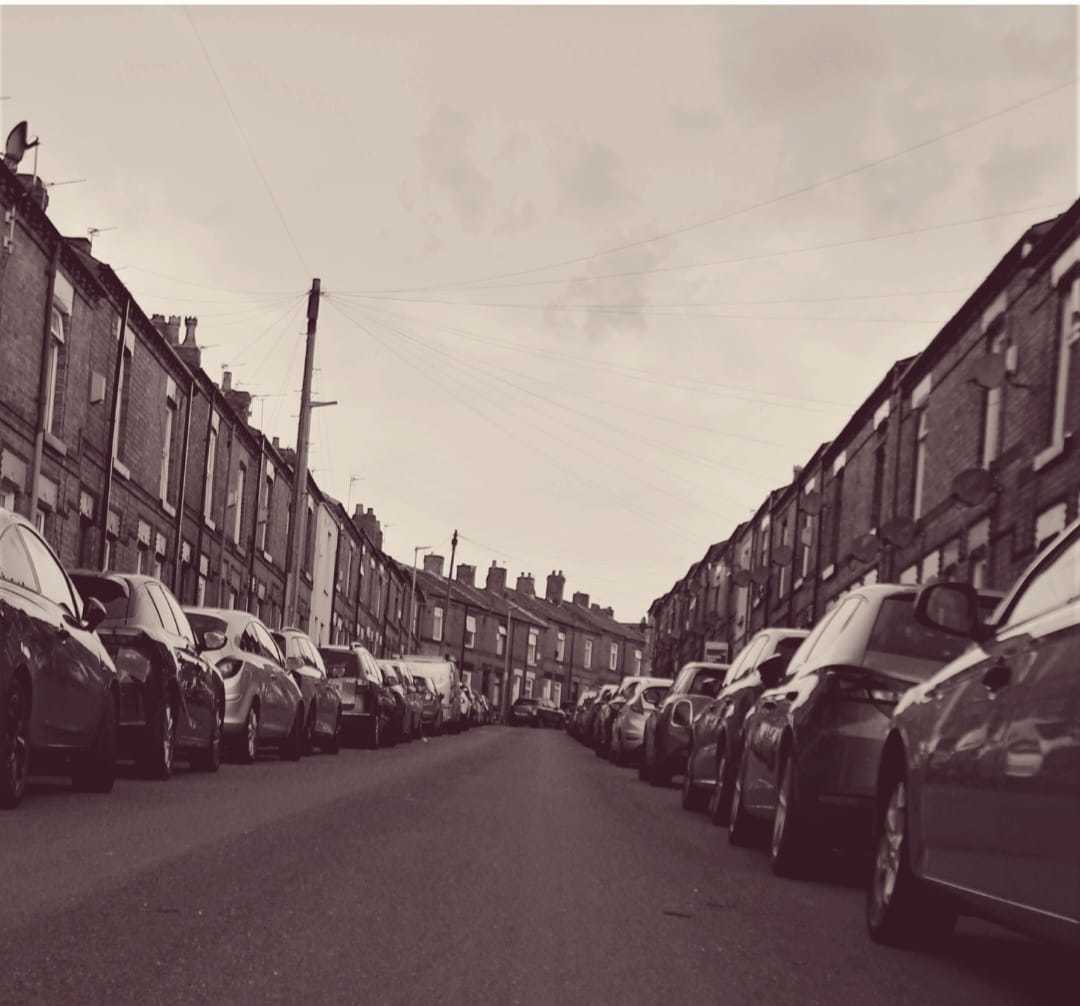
xmin=1 ymin=5 xmax=1077 ymax=621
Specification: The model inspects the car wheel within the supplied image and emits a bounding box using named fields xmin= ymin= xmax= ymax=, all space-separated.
xmin=708 ymin=745 xmax=732 ymax=826
xmin=303 ymin=702 xmax=317 ymax=756
xmin=236 ymin=704 xmax=259 ymax=764
xmin=370 ymin=714 xmax=382 ymax=750
xmin=868 ymin=774 xmax=957 ymax=946
xmin=140 ymin=698 xmax=176 ymax=780
xmin=638 ymin=732 xmax=653 ymax=781
xmin=72 ymin=693 xmax=117 ymax=794
xmin=650 ymin=738 xmax=671 ymax=787
xmin=0 ymin=678 xmax=31 ymax=810
xmin=281 ymin=705 xmax=304 ymax=761
xmin=192 ymin=705 xmax=222 ymax=773
xmin=681 ymin=757 xmax=706 ymax=812
xmin=770 ymin=752 xmax=813 ymax=878
xmin=728 ymin=752 xmax=755 ymax=847
xmin=325 ymin=711 xmax=341 ymax=755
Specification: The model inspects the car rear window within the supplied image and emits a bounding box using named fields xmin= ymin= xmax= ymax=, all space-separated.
xmin=71 ymin=574 xmax=130 ymax=623
xmin=320 ymin=649 xmax=359 ymax=678
xmin=187 ymin=613 xmax=230 ymax=648
xmin=866 ymin=596 xmax=969 ymax=667
xmin=641 ymin=686 xmax=667 ymax=705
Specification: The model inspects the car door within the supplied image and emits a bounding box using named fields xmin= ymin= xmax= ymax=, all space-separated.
xmin=16 ymin=526 xmax=106 ymax=746
xmin=989 ymin=533 xmax=1080 ymax=922
xmin=305 ymin=639 xmax=337 ymax=734
xmin=157 ymin=584 xmax=216 ymax=746
xmin=251 ymin=621 xmax=290 ymax=736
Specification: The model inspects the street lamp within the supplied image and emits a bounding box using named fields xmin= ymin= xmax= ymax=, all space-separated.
xmin=409 ymin=545 xmax=432 ymax=653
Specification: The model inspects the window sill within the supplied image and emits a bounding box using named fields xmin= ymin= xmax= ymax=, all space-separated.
xmin=44 ymin=432 xmax=67 ymax=457
xmin=112 ymin=457 xmax=131 ymax=481
xmin=262 ymin=549 xmax=273 ymax=564
xmin=161 ymin=499 xmax=176 ymax=518
xmin=1032 ymin=440 xmax=1065 ymax=472
xmin=821 ymin=563 xmax=836 ymax=581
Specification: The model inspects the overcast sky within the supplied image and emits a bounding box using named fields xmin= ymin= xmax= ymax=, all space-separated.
xmin=2 ymin=6 xmax=1076 ymax=620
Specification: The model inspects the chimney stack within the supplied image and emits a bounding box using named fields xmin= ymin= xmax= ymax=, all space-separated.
xmin=486 ymin=561 xmax=507 ymax=594
xmin=545 ymin=569 xmax=565 ymax=604
xmin=354 ymin=505 xmax=382 ymax=550
xmin=151 ymin=313 xmax=170 ymax=341
xmin=166 ymin=315 xmax=182 ymax=345
xmin=456 ymin=563 xmax=475 ymax=588
xmin=572 ymin=591 xmax=590 ymax=608
xmin=516 ymin=572 xmax=535 ymax=596
xmin=272 ymin=436 xmax=280 ymax=450
xmin=221 ymin=370 xmax=252 ymax=425
xmin=423 ymin=554 xmax=445 ymax=577
xmin=601 ymin=606 xmax=614 ymax=618
xmin=176 ymin=316 xmax=200 ymax=369
xmin=222 ymin=370 xmax=232 ymax=391
xmin=16 ymin=174 xmax=48 ymax=211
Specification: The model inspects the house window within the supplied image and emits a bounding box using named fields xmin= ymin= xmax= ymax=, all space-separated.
xmin=527 ymin=627 xmax=538 ymax=665
xmin=433 ymin=605 xmax=444 ymax=642
xmin=159 ymin=395 xmax=176 ymax=503
xmin=116 ymin=337 xmax=134 ymax=463
xmin=608 ymin=642 xmax=618 ymax=671
xmin=899 ymin=564 xmax=919 ymax=585
xmin=524 ymin=671 xmax=535 ymax=698
xmin=968 ymin=517 xmax=991 ymax=588
xmin=259 ymin=466 xmax=274 ymax=553
xmin=137 ymin=542 xmax=149 ymax=575
xmin=1036 ymin=273 xmax=1080 ymax=469
xmin=465 ymin=614 xmax=476 ymax=649
xmin=44 ymin=306 xmax=68 ymax=440
xmin=552 ymin=681 xmax=562 ymax=707
xmin=497 ymin=623 xmax=506 ymax=656
xmin=303 ymin=500 xmax=315 ymax=573
xmin=232 ymin=463 xmax=246 ymax=546
xmin=203 ymin=418 xmax=218 ymax=521
xmin=583 ymin=638 xmax=593 ymax=669
xmin=799 ymin=512 xmax=815 ymax=580
xmin=922 ymin=549 xmax=941 ymax=583
xmin=634 ymin=649 xmax=642 ymax=674
xmin=1035 ymin=502 xmax=1067 ymax=552
xmin=556 ymin=630 xmax=566 ymax=662
xmin=541 ymin=679 xmax=551 ymax=701
xmin=871 ymin=441 xmax=886 ymax=530
xmin=828 ymin=468 xmax=844 ymax=565
xmin=981 ymin=328 xmax=1008 ymax=468
xmin=913 ymin=411 xmax=929 ymax=520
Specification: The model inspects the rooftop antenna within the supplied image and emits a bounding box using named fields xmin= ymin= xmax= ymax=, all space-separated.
xmin=46 ymin=177 xmax=86 ymax=189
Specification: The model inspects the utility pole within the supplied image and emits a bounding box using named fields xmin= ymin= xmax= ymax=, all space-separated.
xmin=284 ymin=278 xmax=337 ymax=627
xmin=442 ymin=528 xmax=458 ymax=639
xmin=409 ymin=544 xmax=431 ymax=652
xmin=501 ymin=605 xmax=514 ymax=722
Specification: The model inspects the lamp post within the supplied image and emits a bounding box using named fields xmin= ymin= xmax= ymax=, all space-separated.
xmin=409 ymin=544 xmax=432 ymax=652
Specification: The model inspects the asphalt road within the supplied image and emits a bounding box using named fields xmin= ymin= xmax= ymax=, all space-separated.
xmin=0 ymin=726 xmax=1073 ymax=1005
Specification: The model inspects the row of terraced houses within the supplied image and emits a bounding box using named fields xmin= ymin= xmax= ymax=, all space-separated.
xmin=648 ymin=199 xmax=1080 ymax=677
xmin=0 ymin=153 xmax=644 ymax=710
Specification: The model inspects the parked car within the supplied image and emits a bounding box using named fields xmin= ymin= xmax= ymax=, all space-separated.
xmin=319 ymin=645 xmax=397 ymax=747
xmin=729 ymin=584 xmax=1000 ymax=877
xmin=404 ymin=655 xmax=461 ymax=733
xmin=596 ymin=676 xmax=667 ymax=758
xmin=682 ymin=628 xmax=808 ymax=816
xmin=406 ymin=666 xmax=443 ymax=734
xmin=510 ymin=696 xmax=541 ymax=726
xmin=72 ymin=571 xmax=225 ymax=778
xmin=379 ymin=659 xmax=420 ymax=741
xmin=0 ymin=509 xmax=117 ymax=808
xmin=868 ymin=522 xmax=1080 ymax=949
xmin=640 ymin=662 xmax=728 ymax=786
xmin=185 ymin=608 xmax=304 ymax=762
xmin=457 ymin=681 xmax=474 ymax=728
xmin=610 ymin=679 xmax=672 ymax=765
xmin=474 ymin=693 xmax=491 ymax=725
xmin=273 ymin=628 xmax=342 ymax=754
xmin=537 ymin=699 xmax=566 ymax=728
xmin=582 ymin=683 xmax=618 ymax=745
xmin=396 ymin=662 xmax=427 ymax=737
xmin=570 ymin=689 xmax=598 ymax=740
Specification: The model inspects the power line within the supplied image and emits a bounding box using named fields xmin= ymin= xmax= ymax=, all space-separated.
xmin=340 ymin=79 xmax=1075 ymax=296
xmin=183 ymin=7 xmax=312 ymax=275
xmin=116 ymin=264 xmax=302 ymax=297
xmin=226 ymin=295 xmax=306 ymax=368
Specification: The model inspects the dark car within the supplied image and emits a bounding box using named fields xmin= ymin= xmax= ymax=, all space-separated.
xmin=730 ymin=584 xmax=1000 ymax=877
xmin=0 ymin=509 xmax=116 ymax=808
xmin=593 ymin=677 xmax=642 ymax=756
xmin=318 ymin=644 xmax=397 ymax=747
xmin=273 ymin=628 xmax=342 ymax=754
xmin=408 ymin=667 xmax=442 ymax=733
xmin=581 ymin=683 xmax=618 ymax=744
xmin=682 ymin=628 xmax=808 ymax=817
xmin=73 ymin=571 xmax=224 ymax=778
xmin=569 ymin=689 xmax=597 ymax=740
xmin=639 ymin=661 xmax=728 ymax=786
xmin=379 ymin=659 xmax=418 ymax=741
xmin=510 ymin=696 xmax=541 ymax=726
xmin=868 ymin=521 xmax=1080 ymax=950
xmin=537 ymin=699 xmax=566 ymax=729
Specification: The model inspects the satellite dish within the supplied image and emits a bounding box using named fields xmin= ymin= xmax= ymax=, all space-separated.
xmin=952 ymin=468 xmax=996 ymax=507
xmin=802 ymin=491 xmax=823 ymax=516
xmin=732 ymin=569 xmax=752 ymax=588
xmin=3 ymin=121 xmax=38 ymax=169
xmin=771 ymin=544 xmax=794 ymax=566
xmin=750 ymin=566 xmax=770 ymax=586
xmin=972 ymin=353 xmax=1007 ymax=390
xmin=852 ymin=532 xmax=882 ymax=563
xmin=880 ymin=516 xmax=917 ymax=549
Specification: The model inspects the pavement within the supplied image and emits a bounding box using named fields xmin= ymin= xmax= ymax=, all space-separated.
xmin=0 ymin=726 xmax=1073 ymax=1005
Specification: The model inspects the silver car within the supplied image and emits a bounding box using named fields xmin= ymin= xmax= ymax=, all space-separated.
xmin=610 ymin=677 xmax=673 ymax=765
xmin=186 ymin=608 xmax=305 ymax=763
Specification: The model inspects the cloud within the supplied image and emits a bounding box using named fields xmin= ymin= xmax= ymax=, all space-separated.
xmin=555 ymin=140 xmax=634 ymax=218
xmin=416 ymin=105 xmax=494 ymax=232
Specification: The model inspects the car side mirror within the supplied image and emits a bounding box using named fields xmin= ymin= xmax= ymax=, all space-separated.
xmin=758 ymin=653 xmax=787 ymax=689
xmin=915 ymin=581 xmax=988 ymax=641
xmin=201 ymin=629 xmax=228 ymax=652
xmin=83 ymin=596 xmax=107 ymax=632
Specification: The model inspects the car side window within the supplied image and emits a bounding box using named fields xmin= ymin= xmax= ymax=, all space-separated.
xmin=0 ymin=527 xmax=38 ymax=592
xmin=798 ymin=596 xmax=864 ymax=674
xmin=18 ymin=527 xmax=78 ymax=617
xmin=1001 ymin=535 xmax=1080 ymax=629
xmin=145 ymin=583 xmax=181 ymax=635
xmin=239 ymin=626 xmax=258 ymax=654
xmin=790 ymin=599 xmax=855 ymax=676
xmin=163 ymin=590 xmax=197 ymax=647
xmin=735 ymin=637 xmax=768 ymax=682
xmin=252 ymin=622 xmax=283 ymax=664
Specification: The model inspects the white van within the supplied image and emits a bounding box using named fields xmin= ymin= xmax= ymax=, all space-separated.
xmin=403 ymin=655 xmax=462 ymax=733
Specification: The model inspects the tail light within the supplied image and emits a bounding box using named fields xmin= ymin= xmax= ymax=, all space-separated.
xmin=828 ymin=668 xmax=905 ymax=714
xmin=113 ymin=646 xmax=152 ymax=682
xmin=217 ymin=657 xmax=243 ymax=680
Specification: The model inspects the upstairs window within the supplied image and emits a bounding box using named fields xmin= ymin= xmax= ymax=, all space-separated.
xmin=583 ymin=638 xmax=593 ymax=669
xmin=432 ymin=605 xmax=444 ymax=642
xmin=232 ymin=463 xmax=246 ymax=546
xmin=465 ymin=614 xmax=477 ymax=649
xmin=555 ymin=630 xmax=566 ymax=662
xmin=527 ymin=627 xmax=538 ymax=665
xmin=913 ymin=411 xmax=929 ymax=520
xmin=608 ymin=642 xmax=618 ymax=671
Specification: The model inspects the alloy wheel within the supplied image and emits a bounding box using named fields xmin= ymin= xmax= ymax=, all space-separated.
xmin=161 ymin=703 xmax=175 ymax=774
xmin=246 ymin=707 xmax=258 ymax=761
xmin=2 ymin=683 xmax=30 ymax=808
xmin=708 ymin=750 xmax=728 ymax=825
xmin=771 ymin=760 xmax=791 ymax=860
xmin=872 ymin=780 xmax=907 ymax=919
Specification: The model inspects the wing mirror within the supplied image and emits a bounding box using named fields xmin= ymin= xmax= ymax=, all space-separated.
xmin=914 ymin=582 xmax=991 ymax=642
xmin=83 ymin=596 xmax=107 ymax=632
xmin=758 ymin=653 xmax=788 ymax=689
xmin=200 ymin=629 xmax=228 ymax=653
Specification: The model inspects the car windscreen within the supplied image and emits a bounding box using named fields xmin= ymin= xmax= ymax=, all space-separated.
xmin=187 ymin=613 xmax=230 ymax=649
xmin=865 ymin=596 xmax=970 ymax=672
xmin=71 ymin=574 xmax=130 ymax=623
xmin=641 ymin=686 xmax=667 ymax=706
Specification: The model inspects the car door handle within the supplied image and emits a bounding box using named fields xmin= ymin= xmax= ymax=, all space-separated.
xmin=982 ymin=659 xmax=1011 ymax=692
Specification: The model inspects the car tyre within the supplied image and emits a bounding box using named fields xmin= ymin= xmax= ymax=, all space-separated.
xmin=281 ymin=705 xmax=304 ymax=761
xmin=708 ymin=744 xmax=732 ymax=826
xmin=728 ymin=752 xmax=756 ymax=847
xmin=140 ymin=697 xmax=176 ymax=780
xmin=369 ymin=714 xmax=382 ymax=750
xmin=236 ymin=704 xmax=259 ymax=764
xmin=303 ymin=702 xmax=317 ymax=756
xmin=72 ymin=693 xmax=117 ymax=794
xmin=681 ymin=758 xmax=706 ymax=812
xmin=191 ymin=705 xmax=222 ymax=773
xmin=324 ymin=711 xmax=342 ymax=755
xmin=638 ymin=732 xmax=653 ymax=781
xmin=867 ymin=773 xmax=957 ymax=946
xmin=770 ymin=752 xmax=815 ymax=878
xmin=0 ymin=678 xmax=31 ymax=810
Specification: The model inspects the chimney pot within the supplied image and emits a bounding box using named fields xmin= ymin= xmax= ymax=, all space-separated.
xmin=456 ymin=563 xmax=476 ymax=588
xmin=516 ymin=572 xmax=535 ymax=596
xmin=222 ymin=370 xmax=232 ymax=391
xmin=486 ymin=562 xmax=507 ymax=594
xmin=545 ymin=569 xmax=566 ymax=604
